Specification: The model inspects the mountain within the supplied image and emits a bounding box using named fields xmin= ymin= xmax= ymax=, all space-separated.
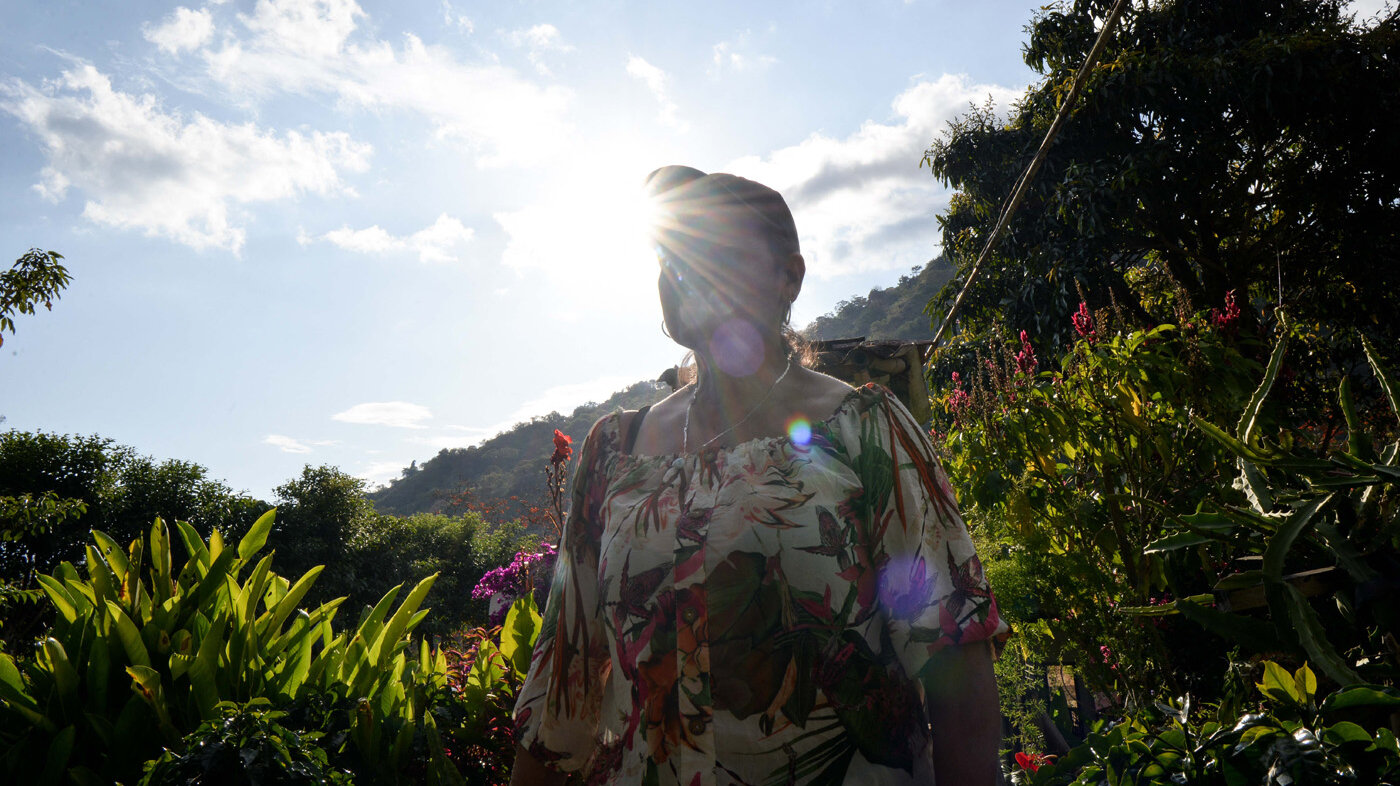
xmin=368 ymin=255 xmax=955 ymax=517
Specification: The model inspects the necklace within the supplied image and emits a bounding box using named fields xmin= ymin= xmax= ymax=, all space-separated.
xmin=683 ymin=356 xmax=793 ymax=452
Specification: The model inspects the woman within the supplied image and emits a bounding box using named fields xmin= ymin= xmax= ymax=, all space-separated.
xmin=511 ymin=166 xmax=1006 ymax=785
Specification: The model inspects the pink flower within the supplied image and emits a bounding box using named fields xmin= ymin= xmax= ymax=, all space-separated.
xmin=1014 ymin=330 xmax=1038 ymax=377
xmin=1211 ymin=290 xmax=1241 ymax=333
xmin=1072 ymin=301 xmax=1096 ymax=344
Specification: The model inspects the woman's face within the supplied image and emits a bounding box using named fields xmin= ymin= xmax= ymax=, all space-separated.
xmin=657 ymin=216 xmax=788 ymax=358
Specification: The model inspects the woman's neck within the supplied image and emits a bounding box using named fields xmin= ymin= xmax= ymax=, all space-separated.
xmin=690 ymin=338 xmax=791 ymax=414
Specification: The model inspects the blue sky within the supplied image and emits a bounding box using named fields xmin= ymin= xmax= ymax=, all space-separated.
xmin=4 ymin=0 xmax=1383 ymax=499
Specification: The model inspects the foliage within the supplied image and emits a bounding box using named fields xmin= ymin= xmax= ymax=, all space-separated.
xmin=0 ymin=430 xmax=266 ymax=649
xmin=140 ymin=699 xmax=352 ymax=786
xmin=0 ymin=512 xmax=452 ymax=785
xmin=1027 ymin=661 xmax=1400 ymax=785
xmin=935 ymin=306 xmax=1260 ymax=708
xmin=1135 ymin=331 xmax=1400 ymax=688
xmin=803 ymin=256 xmax=957 ymax=341
xmin=436 ymin=596 xmax=542 ymax=785
xmin=0 ymin=249 xmax=71 ymax=348
xmin=923 ymin=0 xmax=1400 ymax=353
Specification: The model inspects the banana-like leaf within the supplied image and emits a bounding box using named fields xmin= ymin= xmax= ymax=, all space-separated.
xmin=1285 ymin=584 xmax=1361 ymax=686
xmin=189 ymin=613 xmax=228 ymax=719
xmin=1360 ymin=334 xmax=1399 ymax=422
xmin=173 ymin=520 xmax=209 ymax=572
xmin=86 ymin=636 xmax=110 ymax=712
xmin=40 ymin=638 xmax=80 ymax=715
xmin=35 ymin=574 xmax=79 ymax=624
xmin=259 ymin=566 xmax=323 ymax=643
xmin=189 ymin=547 xmax=238 ymax=611
xmin=125 ymin=665 xmax=178 ymax=743
xmin=149 ymin=518 xmax=173 ymax=604
xmin=369 ymin=574 xmax=438 ymax=667
xmin=85 ymin=545 xmax=115 ymax=608
xmin=237 ymin=509 xmax=276 ymax=564
xmin=104 ymin=601 xmax=151 ymax=668
xmin=1237 ymin=333 xmax=1288 ymax=445
xmin=92 ymin=530 xmax=128 ymax=585
xmin=40 ymin=724 xmax=76 ymax=786
xmin=501 ymin=596 xmax=542 ymax=676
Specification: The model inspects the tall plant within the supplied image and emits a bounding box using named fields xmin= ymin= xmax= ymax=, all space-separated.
xmin=0 ymin=511 xmax=448 ymax=785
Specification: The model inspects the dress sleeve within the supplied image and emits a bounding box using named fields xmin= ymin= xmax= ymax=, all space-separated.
xmin=864 ymin=386 xmax=1008 ymax=680
xmin=513 ymin=416 xmax=614 ymax=772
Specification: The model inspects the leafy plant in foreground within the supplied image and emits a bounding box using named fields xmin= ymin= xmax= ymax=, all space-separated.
xmin=0 ymin=511 xmax=449 ymax=785
xmin=1026 ymin=661 xmax=1400 ymax=786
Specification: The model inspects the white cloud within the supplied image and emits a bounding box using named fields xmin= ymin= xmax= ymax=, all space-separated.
xmin=710 ymin=32 xmax=777 ymax=76
xmin=507 ymin=23 xmax=573 ymax=75
xmin=726 ymin=73 xmax=1023 ymax=277
xmin=0 ymin=64 xmax=371 ymax=252
xmin=332 ymin=401 xmax=433 ymax=428
xmin=313 ymin=213 xmax=474 ymax=262
xmin=186 ymin=0 xmax=572 ymax=167
xmin=358 ymin=459 xmax=414 ymax=488
xmin=505 ymin=375 xmax=640 ymax=422
xmin=264 ymin=434 xmax=313 ymax=453
xmin=626 ymin=55 xmax=685 ymax=130
xmin=144 ymin=7 xmax=215 ymax=54
xmin=440 ymin=0 xmax=473 ymax=32
xmin=711 ymin=42 xmax=776 ymax=75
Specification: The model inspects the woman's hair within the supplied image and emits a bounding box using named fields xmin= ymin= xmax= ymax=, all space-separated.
xmin=646 ymin=165 xmax=811 ymax=367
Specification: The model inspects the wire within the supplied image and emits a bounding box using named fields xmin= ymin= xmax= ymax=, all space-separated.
xmin=929 ymin=0 xmax=1133 ymax=352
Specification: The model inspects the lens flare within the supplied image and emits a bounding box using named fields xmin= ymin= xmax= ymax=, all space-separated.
xmin=787 ymin=417 xmax=812 ymax=446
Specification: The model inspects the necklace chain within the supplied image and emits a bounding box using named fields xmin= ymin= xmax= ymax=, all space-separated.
xmin=683 ymin=356 xmax=793 ymax=453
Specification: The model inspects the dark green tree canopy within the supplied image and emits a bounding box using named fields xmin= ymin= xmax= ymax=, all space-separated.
xmin=925 ymin=0 xmax=1400 ymax=349
xmin=1 ymin=249 xmax=70 ymax=347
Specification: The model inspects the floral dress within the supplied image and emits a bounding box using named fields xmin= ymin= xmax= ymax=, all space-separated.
xmin=514 ymin=384 xmax=1007 ymax=785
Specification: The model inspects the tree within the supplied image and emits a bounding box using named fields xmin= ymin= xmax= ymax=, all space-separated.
xmin=1 ymin=249 xmax=70 ymax=347
xmin=924 ymin=0 xmax=1400 ymax=351
xmin=269 ymin=464 xmax=380 ymax=607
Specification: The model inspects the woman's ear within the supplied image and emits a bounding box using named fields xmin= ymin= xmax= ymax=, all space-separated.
xmin=782 ymin=252 xmax=806 ymax=303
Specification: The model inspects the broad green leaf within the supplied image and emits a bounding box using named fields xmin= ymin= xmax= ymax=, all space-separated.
xmin=1294 ymin=663 xmax=1317 ymax=704
xmin=126 ymin=665 xmax=177 ymax=743
xmin=35 ymin=573 xmax=79 ymax=623
xmin=93 ymin=530 xmax=128 ymax=584
xmin=1322 ymin=721 xmax=1371 ymax=746
xmin=104 ymin=601 xmax=151 ymax=668
xmin=1256 ymin=661 xmax=1300 ymax=705
xmin=501 ymin=595 xmax=542 ymax=676
xmin=1320 ymin=686 xmax=1400 ymax=712
xmin=149 ymin=518 xmax=173 ymax=603
xmin=262 ymin=566 xmax=323 ymax=641
xmin=189 ymin=613 xmax=228 ymax=719
xmin=1237 ymin=334 xmax=1287 ymax=444
xmin=41 ymin=724 xmax=76 ymax=786
xmin=237 ymin=508 xmax=276 ymax=563
xmin=41 ymin=637 xmax=80 ymax=708
xmin=173 ymin=519 xmax=209 ymax=571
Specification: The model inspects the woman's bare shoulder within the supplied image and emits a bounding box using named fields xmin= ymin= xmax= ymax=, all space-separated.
xmin=791 ymin=366 xmax=856 ymax=415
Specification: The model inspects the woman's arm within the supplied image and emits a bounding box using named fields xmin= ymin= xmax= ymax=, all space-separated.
xmin=509 ymin=746 xmax=569 ymax=786
xmin=924 ymin=639 xmax=1001 ymax=786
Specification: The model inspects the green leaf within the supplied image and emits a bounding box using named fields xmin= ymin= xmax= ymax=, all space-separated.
xmin=1237 ymin=334 xmax=1287 ymax=444
xmin=1257 ymin=660 xmax=1301 ymax=705
xmin=369 ymin=573 xmax=438 ymax=668
xmin=1263 ymin=496 xmax=1329 ymax=582
xmin=1237 ymin=459 xmax=1274 ymax=514
xmin=1322 ymin=721 xmax=1371 ymax=746
xmin=237 ymin=508 xmax=276 ymax=563
xmin=35 ymin=573 xmax=79 ymax=623
xmin=1293 ymin=663 xmax=1316 ymax=704
xmin=1144 ymin=531 xmax=1221 ymax=553
xmin=1320 ymin=686 xmax=1400 ymax=712
xmin=1285 ymin=585 xmax=1361 ymax=686
xmin=1360 ymin=334 xmax=1399 ymax=424
xmin=1339 ymin=377 xmax=1377 ymax=462
xmin=104 ymin=600 xmax=151 ymax=668
xmin=40 ymin=724 xmax=76 ymax=785
xmin=500 ymin=595 xmax=542 ymax=676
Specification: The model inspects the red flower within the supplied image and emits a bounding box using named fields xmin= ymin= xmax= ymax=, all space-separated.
xmin=1015 ymin=751 xmax=1053 ymax=773
xmin=550 ymin=429 xmax=572 ymax=464
xmin=1014 ymin=330 xmax=1038 ymax=376
xmin=1211 ymin=290 xmax=1241 ymax=333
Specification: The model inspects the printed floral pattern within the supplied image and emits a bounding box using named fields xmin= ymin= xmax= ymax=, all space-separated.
xmin=515 ymin=384 xmax=1006 ymax=785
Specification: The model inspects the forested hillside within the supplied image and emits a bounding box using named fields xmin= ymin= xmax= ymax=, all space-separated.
xmin=368 ymin=380 xmax=669 ymax=516
xmin=803 ymin=255 xmax=955 ymax=340
xmin=368 ymin=257 xmax=955 ymax=516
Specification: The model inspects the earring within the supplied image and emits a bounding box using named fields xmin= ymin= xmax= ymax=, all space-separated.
xmin=661 ymin=319 xmax=673 ymax=339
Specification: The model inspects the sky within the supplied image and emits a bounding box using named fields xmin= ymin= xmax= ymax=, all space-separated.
xmin=4 ymin=0 xmax=1385 ymax=500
